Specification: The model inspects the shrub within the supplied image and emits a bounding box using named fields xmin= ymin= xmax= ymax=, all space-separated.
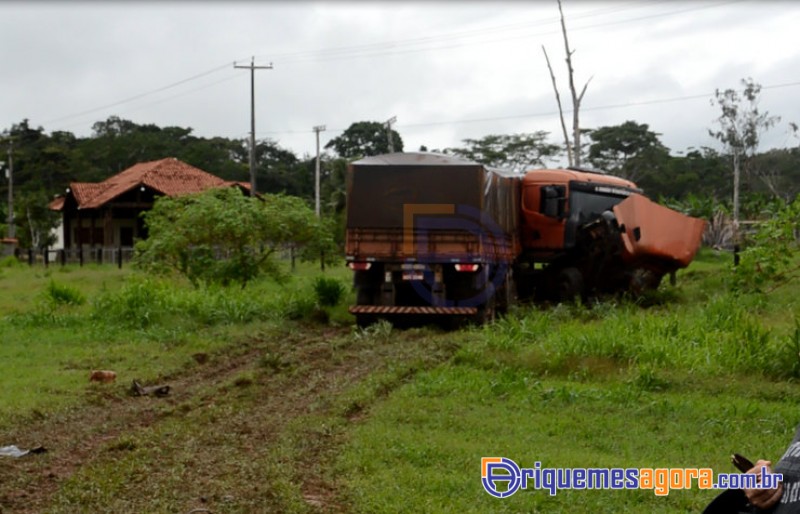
xmin=44 ymin=280 xmax=86 ymax=306
xmin=280 ymin=293 xmax=317 ymax=320
xmin=92 ymin=276 xmax=171 ymax=328
xmin=135 ymin=188 xmax=336 ymax=289
xmin=0 ymin=255 xmax=21 ymax=268
xmin=313 ymin=276 xmax=346 ymax=307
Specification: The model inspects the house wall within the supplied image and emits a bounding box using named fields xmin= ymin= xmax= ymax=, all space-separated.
xmin=63 ymin=209 xmax=146 ymax=249
xmin=50 ymin=218 xmax=65 ymax=250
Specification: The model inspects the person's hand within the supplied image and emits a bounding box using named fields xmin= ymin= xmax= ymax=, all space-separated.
xmin=744 ymin=460 xmax=784 ymax=509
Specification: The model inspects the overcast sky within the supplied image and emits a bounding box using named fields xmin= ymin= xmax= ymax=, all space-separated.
xmin=1 ymin=1 xmax=799 ymax=164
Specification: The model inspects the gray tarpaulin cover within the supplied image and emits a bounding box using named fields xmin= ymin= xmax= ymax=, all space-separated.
xmin=347 ymin=152 xmax=519 ymax=234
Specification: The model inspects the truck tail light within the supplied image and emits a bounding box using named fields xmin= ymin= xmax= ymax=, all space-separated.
xmin=348 ymin=262 xmax=372 ymax=271
xmin=454 ymin=263 xmax=480 ymax=272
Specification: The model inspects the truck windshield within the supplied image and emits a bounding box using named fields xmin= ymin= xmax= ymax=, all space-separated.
xmin=569 ymin=190 xmax=629 ymax=225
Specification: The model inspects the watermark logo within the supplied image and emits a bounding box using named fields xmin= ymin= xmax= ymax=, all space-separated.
xmin=481 ymin=457 xmax=522 ymax=498
xmin=403 ymin=203 xmax=511 ymax=307
xmin=479 ymin=457 xmax=784 ymax=498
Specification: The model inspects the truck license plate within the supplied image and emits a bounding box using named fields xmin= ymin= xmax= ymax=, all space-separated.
xmin=402 ymin=271 xmax=424 ymax=281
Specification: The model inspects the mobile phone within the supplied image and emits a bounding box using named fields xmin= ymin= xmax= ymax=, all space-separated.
xmin=732 ymin=453 xmax=755 ymax=473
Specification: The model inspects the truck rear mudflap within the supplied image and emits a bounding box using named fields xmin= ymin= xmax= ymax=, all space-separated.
xmin=612 ymin=194 xmax=706 ymax=271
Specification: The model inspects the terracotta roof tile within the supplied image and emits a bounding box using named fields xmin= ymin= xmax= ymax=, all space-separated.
xmin=70 ymin=158 xmax=232 ymax=210
xmin=48 ymin=196 xmax=65 ymax=211
xmin=70 ymin=183 xmax=107 ymax=206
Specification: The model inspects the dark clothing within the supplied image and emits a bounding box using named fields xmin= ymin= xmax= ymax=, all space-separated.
xmin=705 ymin=425 xmax=800 ymax=514
xmin=770 ymin=424 xmax=800 ymax=513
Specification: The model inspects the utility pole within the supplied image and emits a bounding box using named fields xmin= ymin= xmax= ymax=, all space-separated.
xmin=313 ymin=125 xmax=326 ymax=217
xmin=234 ymin=57 xmax=273 ymax=196
xmin=5 ymin=137 xmax=14 ymax=240
xmin=385 ymin=116 xmax=397 ymax=153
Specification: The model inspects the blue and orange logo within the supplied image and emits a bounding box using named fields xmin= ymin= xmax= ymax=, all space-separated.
xmin=481 ymin=457 xmax=522 ymax=498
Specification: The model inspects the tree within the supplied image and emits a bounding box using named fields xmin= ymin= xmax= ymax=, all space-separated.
xmin=325 ymin=121 xmax=403 ymax=159
xmin=709 ymin=77 xmax=780 ymax=227
xmin=253 ymin=139 xmax=307 ymax=196
xmin=14 ymin=190 xmax=59 ymax=249
xmin=587 ymin=121 xmax=670 ymax=182
xmin=134 ymin=188 xmax=332 ymax=288
xmin=448 ymin=132 xmax=560 ymax=172
xmin=541 ymin=0 xmax=592 ymax=166
xmin=646 ymin=147 xmax=729 ymax=200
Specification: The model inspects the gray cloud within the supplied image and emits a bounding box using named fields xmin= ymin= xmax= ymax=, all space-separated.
xmin=0 ymin=1 xmax=798 ymax=161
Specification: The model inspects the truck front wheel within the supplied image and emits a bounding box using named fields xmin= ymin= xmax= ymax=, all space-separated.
xmin=555 ymin=267 xmax=584 ymax=303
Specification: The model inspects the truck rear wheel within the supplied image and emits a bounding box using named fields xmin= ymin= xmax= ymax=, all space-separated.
xmin=556 ymin=267 xmax=584 ymax=303
xmin=473 ymin=297 xmax=496 ymax=325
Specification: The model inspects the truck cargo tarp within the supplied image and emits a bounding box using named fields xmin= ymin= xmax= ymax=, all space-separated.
xmin=347 ymin=153 xmax=519 ymax=235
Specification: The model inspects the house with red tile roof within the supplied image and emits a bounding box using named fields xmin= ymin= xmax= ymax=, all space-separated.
xmin=49 ymin=157 xmax=249 ymax=251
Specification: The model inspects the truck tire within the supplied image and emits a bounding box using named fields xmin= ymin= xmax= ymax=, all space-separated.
xmin=556 ymin=267 xmax=584 ymax=303
xmin=627 ymin=269 xmax=663 ymax=296
xmin=473 ymin=297 xmax=496 ymax=325
xmin=495 ymin=269 xmax=515 ymax=314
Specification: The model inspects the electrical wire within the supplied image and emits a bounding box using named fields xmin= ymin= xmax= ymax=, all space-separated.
xmin=34 ymin=0 xmax=764 ymax=139
xmin=51 ymin=73 xmax=242 ymax=133
xmin=42 ymin=62 xmax=234 ymax=126
xmin=255 ymin=79 xmax=800 ymax=137
xmin=259 ymin=0 xmax=742 ymax=65
xmin=37 ymin=0 xmax=687 ymax=127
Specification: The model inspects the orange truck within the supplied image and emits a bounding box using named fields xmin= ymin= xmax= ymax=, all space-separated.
xmin=346 ymin=153 xmax=705 ymax=325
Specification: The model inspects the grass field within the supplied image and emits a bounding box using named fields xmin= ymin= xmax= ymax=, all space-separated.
xmin=1 ymin=251 xmax=799 ymax=512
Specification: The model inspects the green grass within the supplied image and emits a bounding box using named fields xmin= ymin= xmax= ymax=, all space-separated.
xmin=0 ymin=260 xmax=354 ymax=428
xmin=337 ymin=249 xmax=800 ymax=512
xmin=339 ymin=368 xmax=797 ymax=512
xmin=4 ymin=249 xmax=800 ymax=512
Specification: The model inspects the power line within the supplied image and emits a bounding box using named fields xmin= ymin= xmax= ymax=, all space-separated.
xmin=34 ymin=0 xmax=739 ymax=133
xmin=52 ymin=73 xmax=241 ymax=133
xmin=42 ymin=62 xmax=234 ymax=126
xmin=259 ymin=1 xmax=668 ymax=63
xmin=255 ymin=79 xmax=800 ymax=137
xmin=258 ymin=0 xmax=740 ymax=65
xmin=28 ymin=0 xmax=762 ymax=141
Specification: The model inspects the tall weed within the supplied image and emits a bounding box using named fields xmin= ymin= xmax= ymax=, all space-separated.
xmin=473 ymin=291 xmax=793 ymax=379
xmin=44 ymin=280 xmax=86 ymax=306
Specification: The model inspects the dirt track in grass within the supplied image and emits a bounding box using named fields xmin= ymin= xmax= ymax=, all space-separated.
xmin=0 ymin=323 xmax=459 ymax=513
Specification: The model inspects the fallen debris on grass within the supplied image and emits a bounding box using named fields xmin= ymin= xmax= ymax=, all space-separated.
xmin=89 ymin=370 xmax=117 ymax=383
xmin=130 ymin=380 xmax=171 ymax=397
xmin=0 ymin=445 xmax=47 ymax=458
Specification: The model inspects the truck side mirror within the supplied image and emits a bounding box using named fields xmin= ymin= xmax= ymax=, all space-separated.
xmin=541 ymin=186 xmax=566 ymax=219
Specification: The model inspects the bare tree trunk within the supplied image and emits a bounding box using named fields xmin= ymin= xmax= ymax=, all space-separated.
xmin=732 ymin=147 xmax=741 ymax=243
xmin=542 ymin=45 xmax=573 ymax=166
xmin=558 ymin=0 xmax=591 ymax=167
xmin=26 ymin=207 xmax=39 ymax=249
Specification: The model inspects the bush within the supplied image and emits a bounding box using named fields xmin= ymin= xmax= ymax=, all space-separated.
xmin=313 ymin=276 xmax=345 ymax=307
xmin=135 ymin=189 xmax=336 ymax=289
xmin=44 ymin=280 xmax=86 ymax=306
xmin=0 ymin=255 xmax=21 ymax=268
